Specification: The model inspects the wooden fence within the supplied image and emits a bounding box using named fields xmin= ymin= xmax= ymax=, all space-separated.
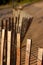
xmin=0 ymin=29 xmax=43 ymax=65
xmin=0 ymin=10 xmax=43 ymax=65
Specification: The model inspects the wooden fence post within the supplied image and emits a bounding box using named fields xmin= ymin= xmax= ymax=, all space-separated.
xmin=0 ymin=21 xmax=2 ymax=38
xmin=3 ymin=19 xmax=6 ymax=29
xmin=16 ymin=33 xmax=20 ymax=65
xmin=25 ymin=39 xmax=31 ymax=65
xmin=13 ymin=16 xmax=16 ymax=30
xmin=7 ymin=31 xmax=11 ymax=65
xmin=37 ymin=48 xmax=43 ymax=65
xmin=1 ymin=29 xmax=5 ymax=65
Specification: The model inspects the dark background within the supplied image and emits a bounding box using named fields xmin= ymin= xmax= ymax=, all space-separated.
xmin=0 ymin=0 xmax=22 ymax=5
xmin=0 ymin=0 xmax=42 ymax=5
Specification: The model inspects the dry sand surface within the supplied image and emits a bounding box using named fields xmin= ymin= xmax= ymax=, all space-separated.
xmin=22 ymin=1 xmax=43 ymax=65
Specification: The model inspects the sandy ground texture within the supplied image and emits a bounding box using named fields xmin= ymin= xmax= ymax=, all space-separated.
xmin=22 ymin=1 xmax=43 ymax=65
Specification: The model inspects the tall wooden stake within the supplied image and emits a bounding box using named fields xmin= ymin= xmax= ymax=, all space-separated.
xmin=1 ymin=29 xmax=5 ymax=65
xmin=16 ymin=33 xmax=20 ymax=65
xmin=37 ymin=48 xmax=43 ymax=65
xmin=13 ymin=16 xmax=16 ymax=30
xmin=0 ymin=21 xmax=2 ymax=41
xmin=7 ymin=31 xmax=11 ymax=65
xmin=25 ymin=39 xmax=31 ymax=65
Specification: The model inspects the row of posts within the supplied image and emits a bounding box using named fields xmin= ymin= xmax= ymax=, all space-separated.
xmin=1 ymin=29 xmax=43 ymax=65
xmin=0 ymin=9 xmax=21 ymax=65
xmin=0 ymin=9 xmax=43 ymax=65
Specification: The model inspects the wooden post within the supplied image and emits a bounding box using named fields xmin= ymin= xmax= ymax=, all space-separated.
xmin=19 ymin=13 xmax=23 ymax=31
xmin=16 ymin=33 xmax=20 ymax=65
xmin=3 ymin=19 xmax=7 ymax=65
xmin=0 ymin=21 xmax=2 ymax=42
xmin=7 ymin=31 xmax=11 ymax=65
xmin=1 ymin=29 xmax=5 ymax=65
xmin=13 ymin=16 xmax=16 ymax=30
xmin=25 ymin=39 xmax=31 ymax=65
xmin=6 ymin=19 xmax=10 ymax=30
xmin=3 ymin=19 xmax=6 ymax=29
xmin=37 ymin=48 xmax=43 ymax=65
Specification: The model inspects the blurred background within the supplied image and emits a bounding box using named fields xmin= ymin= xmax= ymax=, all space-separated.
xmin=0 ymin=0 xmax=42 ymax=5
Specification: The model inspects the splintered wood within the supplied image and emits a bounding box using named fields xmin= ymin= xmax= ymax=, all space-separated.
xmin=1 ymin=29 xmax=5 ymax=65
xmin=37 ymin=48 xmax=43 ymax=65
xmin=7 ymin=31 xmax=11 ymax=65
xmin=25 ymin=39 xmax=31 ymax=65
xmin=16 ymin=33 xmax=20 ymax=65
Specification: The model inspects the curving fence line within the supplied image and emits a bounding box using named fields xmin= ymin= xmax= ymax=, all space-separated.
xmin=1 ymin=29 xmax=43 ymax=65
xmin=0 ymin=9 xmax=42 ymax=65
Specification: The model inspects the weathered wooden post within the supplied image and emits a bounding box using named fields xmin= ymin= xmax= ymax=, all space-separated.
xmin=6 ymin=19 xmax=10 ymax=30
xmin=0 ymin=20 xmax=2 ymax=64
xmin=3 ymin=19 xmax=7 ymax=65
xmin=10 ymin=16 xmax=16 ymax=65
xmin=0 ymin=20 xmax=2 ymax=43
xmin=13 ymin=9 xmax=17 ymax=31
xmin=1 ymin=29 xmax=5 ymax=65
xmin=25 ymin=39 xmax=31 ymax=65
xmin=12 ymin=16 xmax=16 ymax=31
xmin=37 ymin=48 xmax=43 ymax=65
xmin=3 ymin=19 xmax=6 ymax=29
xmin=0 ymin=20 xmax=2 ymax=32
xmin=16 ymin=33 xmax=20 ymax=65
xmin=19 ymin=14 xmax=23 ymax=33
xmin=7 ymin=31 xmax=11 ymax=65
